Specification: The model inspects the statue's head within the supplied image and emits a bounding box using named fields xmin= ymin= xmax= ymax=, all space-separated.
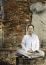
xmin=30 ymin=2 xmax=46 ymax=13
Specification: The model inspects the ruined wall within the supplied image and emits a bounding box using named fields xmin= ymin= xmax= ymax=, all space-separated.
xmin=3 ymin=0 xmax=32 ymax=48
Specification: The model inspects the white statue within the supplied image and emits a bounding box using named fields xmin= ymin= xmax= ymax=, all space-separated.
xmin=30 ymin=2 xmax=46 ymax=47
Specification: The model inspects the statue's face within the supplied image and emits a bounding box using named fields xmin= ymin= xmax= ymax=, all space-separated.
xmin=28 ymin=26 xmax=34 ymax=35
xmin=30 ymin=2 xmax=46 ymax=13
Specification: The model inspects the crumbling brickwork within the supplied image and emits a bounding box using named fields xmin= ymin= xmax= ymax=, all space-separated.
xmin=3 ymin=0 xmax=32 ymax=48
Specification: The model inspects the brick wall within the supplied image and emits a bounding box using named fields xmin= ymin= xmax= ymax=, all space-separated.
xmin=3 ymin=0 xmax=32 ymax=48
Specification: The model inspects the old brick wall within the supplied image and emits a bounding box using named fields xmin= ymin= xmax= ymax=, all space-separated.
xmin=3 ymin=0 xmax=32 ymax=48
